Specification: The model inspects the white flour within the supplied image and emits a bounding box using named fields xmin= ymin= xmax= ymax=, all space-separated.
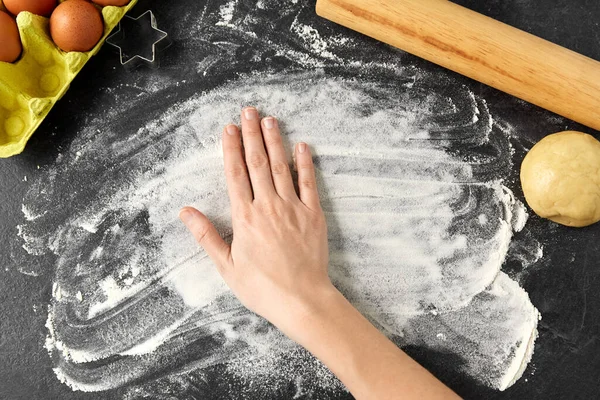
xmin=215 ymin=0 xmax=237 ymax=28
xmin=19 ymin=71 xmax=541 ymax=395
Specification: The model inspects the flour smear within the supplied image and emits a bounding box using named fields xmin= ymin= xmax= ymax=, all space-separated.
xmin=16 ymin=69 xmax=541 ymax=397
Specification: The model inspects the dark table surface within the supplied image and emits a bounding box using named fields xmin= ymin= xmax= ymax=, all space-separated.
xmin=1 ymin=0 xmax=599 ymax=399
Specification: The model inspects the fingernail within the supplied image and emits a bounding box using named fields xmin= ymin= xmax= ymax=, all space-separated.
xmin=244 ymin=107 xmax=257 ymax=120
xmin=298 ymin=143 xmax=307 ymax=153
xmin=226 ymin=125 xmax=237 ymax=135
xmin=179 ymin=209 xmax=194 ymax=224
xmin=263 ymin=117 xmax=275 ymax=129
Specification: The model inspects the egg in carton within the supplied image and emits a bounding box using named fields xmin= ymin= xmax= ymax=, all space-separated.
xmin=0 ymin=0 xmax=138 ymax=158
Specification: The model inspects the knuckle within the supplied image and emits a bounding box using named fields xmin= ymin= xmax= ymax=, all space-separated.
xmin=248 ymin=153 xmax=269 ymax=169
xmin=264 ymin=135 xmax=282 ymax=148
xmin=258 ymin=201 xmax=279 ymax=217
xmin=270 ymin=161 xmax=289 ymax=176
xmin=226 ymin=163 xmax=247 ymax=179
xmin=224 ymin=140 xmax=241 ymax=152
xmin=308 ymin=209 xmax=325 ymax=227
xmin=299 ymin=178 xmax=316 ymax=189
xmin=196 ymin=225 xmax=211 ymax=244
xmin=245 ymin=128 xmax=262 ymax=138
xmin=297 ymin=161 xmax=314 ymax=171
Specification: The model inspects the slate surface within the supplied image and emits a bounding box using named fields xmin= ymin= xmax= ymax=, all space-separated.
xmin=0 ymin=0 xmax=599 ymax=399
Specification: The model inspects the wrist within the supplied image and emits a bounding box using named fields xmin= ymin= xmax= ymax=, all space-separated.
xmin=274 ymin=282 xmax=347 ymax=345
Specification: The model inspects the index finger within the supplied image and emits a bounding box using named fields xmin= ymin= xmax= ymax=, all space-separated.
xmin=223 ymin=124 xmax=253 ymax=208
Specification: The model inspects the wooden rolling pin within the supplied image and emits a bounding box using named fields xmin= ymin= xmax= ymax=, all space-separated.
xmin=316 ymin=0 xmax=600 ymax=131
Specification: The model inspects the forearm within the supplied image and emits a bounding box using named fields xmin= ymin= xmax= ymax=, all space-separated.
xmin=279 ymin=286 xmax=461 ymax=400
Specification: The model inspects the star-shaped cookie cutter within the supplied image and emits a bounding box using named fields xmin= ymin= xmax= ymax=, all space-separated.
xmin=106 ymin=10 xmax=172 ymax=71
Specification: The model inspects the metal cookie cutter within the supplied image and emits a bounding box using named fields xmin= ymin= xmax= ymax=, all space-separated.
xmin=106 ymin=10 xmax=172 ymax=71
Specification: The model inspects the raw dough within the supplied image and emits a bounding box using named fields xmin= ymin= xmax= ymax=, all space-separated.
xmin=520 ymin=131 xmax=600 ymax=227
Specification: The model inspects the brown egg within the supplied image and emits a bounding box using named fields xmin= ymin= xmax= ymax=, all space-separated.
xmin=0 ymin=0 xmax=7 ymax=12
xmin=92 ymin=0 xmax=130 ymax=6
xmin=50 ymin=0 xmax=104 ymax=52
xmin=4 ymin=0 xmax=57 ymax=17
xmin=0 ymin=10 xmax=21 ymax=63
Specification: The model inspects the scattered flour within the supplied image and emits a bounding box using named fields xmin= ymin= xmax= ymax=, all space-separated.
xmin=18 ymin=71 xmax=541 ymax=395
xmin=215 ymin=0 xmax=237 ymax=28
xmin=290 ymin=19 xmax=339 ymax=61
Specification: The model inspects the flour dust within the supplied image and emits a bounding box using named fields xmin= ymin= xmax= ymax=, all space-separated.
xmin=16 ymin=70 xmax=541 ymax=397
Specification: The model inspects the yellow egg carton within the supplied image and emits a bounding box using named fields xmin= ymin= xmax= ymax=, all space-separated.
xmin=0 ymin=0 xmax=138 ymax=158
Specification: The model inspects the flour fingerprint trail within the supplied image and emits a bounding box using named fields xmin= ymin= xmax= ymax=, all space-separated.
xmin=19 ymin=71 xmax=539 ymax=396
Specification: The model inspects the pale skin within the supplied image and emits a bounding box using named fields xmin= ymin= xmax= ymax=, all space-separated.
xmin=179 ymin=107 xmax=461 ymax=400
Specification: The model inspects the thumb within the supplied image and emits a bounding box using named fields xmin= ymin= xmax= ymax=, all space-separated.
xmin=179 ymin=207 xmax=231 ymax=275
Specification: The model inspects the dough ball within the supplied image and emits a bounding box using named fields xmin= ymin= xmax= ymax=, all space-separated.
xmin=520 ymin=131 xmax=600 ymax=227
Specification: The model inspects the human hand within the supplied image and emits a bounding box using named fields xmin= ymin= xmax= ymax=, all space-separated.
xmin=179 ymin=107 xmax=332 ymax=336
xmin=180 ymin=108 xmax=461 ymax=400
